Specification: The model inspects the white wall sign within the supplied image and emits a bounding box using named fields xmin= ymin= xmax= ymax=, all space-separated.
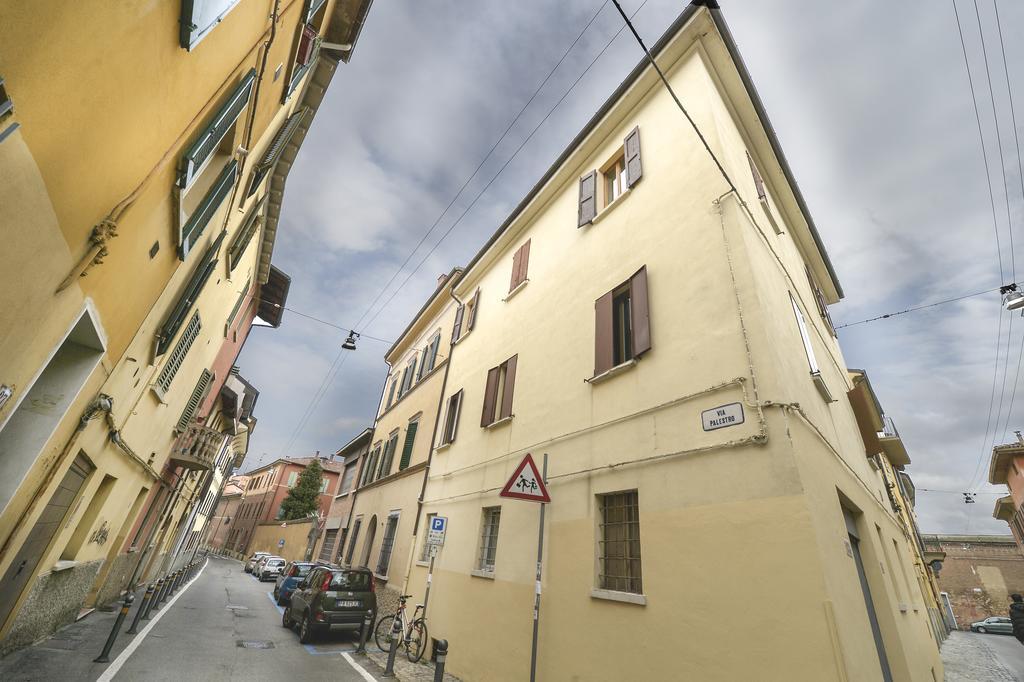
xmin=427 ymin=516 xmax=447 ymax=546
xmin=701 ymin=403 xmax=744 ymax=431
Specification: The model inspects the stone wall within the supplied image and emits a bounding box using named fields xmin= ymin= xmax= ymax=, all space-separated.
xmin=0 ymin=559 xmax=102 ymax=657
xmin=92 ymin=551 xmax=138 ymax=608
xmin=922 ymin=534 xmax=1024 ymax=629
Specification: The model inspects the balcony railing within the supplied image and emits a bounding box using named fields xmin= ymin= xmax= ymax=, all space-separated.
xmin=170 ymin=423 xmax=227 ymax=471
xmin=878 ymin=416 xmax=910 ymax=467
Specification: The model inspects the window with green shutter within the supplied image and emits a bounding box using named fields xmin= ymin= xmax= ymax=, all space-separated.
xmin=228 ymin=198 xmax=263 ymax=271
xmin=179 ymin=159 xmax=237 ymax=260
xmin=399 ymin=421 xmax=418 ymax=470
xmin=155 ymin=312 xmax=201 ymax=396
xmin=246 ymin=109 xmax=308 ymax=198
xmin=179 ymin=70 xmax=255 ymax=190
xmin=156 ymin=231 xmax=226 ymax=356
xmin=176 ymin=369 xmax=214 ymax=433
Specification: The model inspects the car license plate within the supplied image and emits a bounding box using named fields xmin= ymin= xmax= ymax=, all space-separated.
xmin=338 ymin=600 xmax=360 ymax=608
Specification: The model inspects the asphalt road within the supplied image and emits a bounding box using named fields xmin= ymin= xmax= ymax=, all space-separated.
xmin=972 ymin=632 xmax=1024 ymax=680
xmin=109 ymin=556 xmax=375 ymax=681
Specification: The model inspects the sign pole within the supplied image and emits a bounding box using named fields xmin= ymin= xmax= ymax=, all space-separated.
xmin=423 ymin=551 xmax=435 ymax=613
xmin=529 ymin=453 xmax=548 ymax=682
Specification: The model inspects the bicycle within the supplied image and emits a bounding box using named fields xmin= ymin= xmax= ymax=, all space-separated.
xmin=374 ymin=594 xmax=428 ymax=663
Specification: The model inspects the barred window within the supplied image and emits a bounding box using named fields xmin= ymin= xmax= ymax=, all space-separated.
xmin=477 ymin=507 xmax=501 ymax=572
xmin=376 ymin=513 xmax=400 ymax=576
xmin=598 ymin=490 xmax=642 ymax=594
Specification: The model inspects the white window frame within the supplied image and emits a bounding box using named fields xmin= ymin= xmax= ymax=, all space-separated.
xmin=790 ymin=292 xmax=819 ymax=374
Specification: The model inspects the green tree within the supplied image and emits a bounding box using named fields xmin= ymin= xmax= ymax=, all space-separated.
xmin=279 ymin=460 xmax=324 ymax=520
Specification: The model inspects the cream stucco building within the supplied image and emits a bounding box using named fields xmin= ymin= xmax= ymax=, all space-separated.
xmin=376 ymin=4 xmax=945 ymax=680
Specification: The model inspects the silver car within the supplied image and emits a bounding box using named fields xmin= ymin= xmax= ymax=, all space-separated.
xmin=245 ymin=552 xmax=271 ymax=573
xmin=970 ymin=616 xmax=1013 ymax=634
xmin=259 ymin=557 xmax=287 ymax=581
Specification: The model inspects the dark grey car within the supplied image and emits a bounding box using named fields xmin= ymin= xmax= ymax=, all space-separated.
xmin=282 ymin=566 xmax=376 ymax=643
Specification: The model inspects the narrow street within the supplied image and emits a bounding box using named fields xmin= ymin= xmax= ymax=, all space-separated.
xmin=0 ymin=557 xmax=382 ymax=681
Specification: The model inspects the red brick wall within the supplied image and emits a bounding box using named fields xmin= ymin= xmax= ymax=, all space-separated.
xmin=924 ymin=536 xmax=1024 ymax=629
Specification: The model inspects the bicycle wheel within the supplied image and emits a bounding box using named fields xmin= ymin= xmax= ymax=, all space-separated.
xmin=406 ymin=618 xmax=428 ymax=663
xmin=374 ymin=614 xmax=400 ymax=652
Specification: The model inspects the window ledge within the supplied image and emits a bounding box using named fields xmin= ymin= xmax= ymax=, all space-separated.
xmin=587 ymin=359 xmax=638 ymax=385
xmin=452 ymin=330 xmax=472 ymax=346
xmin=484 ymin=415 xmax=513 ymax=430
xmin=591 ymin=187 xmax=631 ymax=226
xmin=470 ymin=569 xmax=495 ymax=580
xmin=811 ymin=371 xmax=834 ymax=403
xmin=149 ymin=385 xmax=168 ymax=405
xmin=504 ymin=279 xmax=529 ymax=302
xmin=434 ymin=442 xmax=452 ymax=453
xmin=416 ymin=560 xmax=430 ymax=567
xmin=590 ymin=588 xmax=645 ymax=605
xmin=373 ymin=572 xmax=389 ymax=582
xmin=52 ymin=560 xmax=78 ymax=573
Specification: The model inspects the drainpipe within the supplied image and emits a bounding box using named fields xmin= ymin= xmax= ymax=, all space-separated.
xmin=398 ymin=284 xmax=461 ymax=595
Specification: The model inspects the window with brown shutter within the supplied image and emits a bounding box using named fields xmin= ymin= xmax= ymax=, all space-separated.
xmin=481 ymin=355 xmax=518 ymax=427
xmin=624 ymin=126 xmax=642 ymax=188
xmin=509 ymin=240 xmax=531 ymax=292
xmin=441 ymin=389 xmax=463 ymax=445
xmin=805 ymin=265 xmax=835 ymax=336
xmin=593 ymin=266 xmax=651 ymax=377
xmin=578 ymin=171 xmax=598 ymax=227
xmin=452 ymin=304 xmax=465 ymax=343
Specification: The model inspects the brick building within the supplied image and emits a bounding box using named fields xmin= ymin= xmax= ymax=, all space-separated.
xmin=227 ymin=456 xmax=343 ymax=556
xmin=312 ymin=429 xmax=371 ymax=564
xmin=921 ymin=534 xmax=1024 ymax=629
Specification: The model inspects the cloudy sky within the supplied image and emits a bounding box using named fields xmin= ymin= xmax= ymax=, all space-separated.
xmin=238 ymin=0 xmax=1024 ymax=535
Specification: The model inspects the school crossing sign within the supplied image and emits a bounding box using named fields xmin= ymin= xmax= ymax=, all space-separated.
xmin=500 ymin=453 xmax=550 ymax=503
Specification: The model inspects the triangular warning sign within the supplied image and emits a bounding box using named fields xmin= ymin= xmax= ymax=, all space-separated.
xmin=500 ymin=453 xmax=550 ymax=503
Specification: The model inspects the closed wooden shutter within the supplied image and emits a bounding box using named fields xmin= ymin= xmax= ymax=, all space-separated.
xmin=517 ymin=240 xmax=531 ymax=287
xmin=499 ymin=355 xmax=517 ymax=420
xmin=630 ymin=266 xmax=651 ymax=357
xmin=399 ymin=422 xmax=418 ymax=470
xmin=747 ymin=151 xmax=765 ymax=200
xmin=319 ymin=529 xmax=338 ymax=561
xmin=452 ymin=304 xmax=465 ymax=342
xmin=624 ymin=127 xmax=642 ymax=187
xmin=481 ymin=367 xmax=500 ymax=426
xmin=510 ymin=248 xmax=522 ymax=292
xmin=158 ymin=231 xmax=226 ymax=355
xmin=578 ymin=170 xmax=598 ymax=226
xmin=594 ymin=291 xmax=614 ymax=375
xmin=177 ymin=369 xmax=215 ymax=432
xmin=467 ymin=289 xmax=481 ymax=331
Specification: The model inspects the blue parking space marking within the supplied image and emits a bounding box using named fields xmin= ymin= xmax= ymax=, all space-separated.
xmin=267 ymin=591 xmax=356 ymax=655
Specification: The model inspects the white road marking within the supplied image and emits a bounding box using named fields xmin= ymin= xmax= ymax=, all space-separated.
xmin=95 ymin=558 xmax=209 ymax=682
xmin=341 ymin=652 xmax=379 ymax=681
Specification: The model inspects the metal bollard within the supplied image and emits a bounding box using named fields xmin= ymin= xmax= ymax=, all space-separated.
xmin=433 ymin=639 xmax=448 ymax=682
xmin=153 ymin=576 xmax=170 ymax=608
xmin=126 ymin=584 xmax=155 ymax=634
xmin=382 ymin=616 xmax=402 ymax=677
xmin=94 ymin=593 xmax=134 ymax=663
xmin=355 ymin=611 xmax=373 ymax=653
xmin=170 ymin=570 xmax=183 ymax=594
xmin=142 ymin=579 xmax=163 ymax=619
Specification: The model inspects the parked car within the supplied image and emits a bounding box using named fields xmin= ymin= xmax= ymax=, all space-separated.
xmin=259 ymin=557 xmax=287 ymax=581
xmin=283 ymin=565 xmax=376 ymax=643
xmin=245 ymin=552 xmax=271 ymax=574
xmin=254 ymin=554 xmax=281 ymax=577
xmin=274 ymin=562 xmax=316 ymax=605
xmin=970 ymin=616 xmax=1013 ymax=634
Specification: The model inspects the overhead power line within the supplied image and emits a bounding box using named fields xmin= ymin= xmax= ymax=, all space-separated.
xmin=834 ymin=286 xmax=1001 ymax=329
xmin=277 ymin=0 xmax=642 ymax=456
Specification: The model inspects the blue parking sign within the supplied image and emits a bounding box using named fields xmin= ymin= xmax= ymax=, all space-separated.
xmin=427 ymin=516 xmax=447 ymax=547
xmin=431 ymin=517 xmax=446 ymax=532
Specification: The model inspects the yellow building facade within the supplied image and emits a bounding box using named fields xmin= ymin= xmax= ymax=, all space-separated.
xmin=0 ymin=0 xmax=371 ymax=654
xmin=385 ymin=5 xmax=944 ymax=680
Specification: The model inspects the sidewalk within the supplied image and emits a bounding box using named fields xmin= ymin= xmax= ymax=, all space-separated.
xmin=362 ymin=649 xmax=460 ymax=682
xmin=941 ymin=630 xmax=1018 ymax=682
xmin=0 ymin=564 xmax=198 ymax=681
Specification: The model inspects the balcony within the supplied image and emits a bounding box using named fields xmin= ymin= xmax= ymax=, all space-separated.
xmin=170 ymin=423 xmax=227 ymax=471
xmin=994 ymin=495 xmax=1016 ymax=522
xmin=879 ymin=416 xmax=911 ymax=468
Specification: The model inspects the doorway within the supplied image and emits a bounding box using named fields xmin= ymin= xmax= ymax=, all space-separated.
xmin=844 ymin=507 xmax=894 ymax=682
xmin=0 ymin=453 xmax=94 ymax=629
